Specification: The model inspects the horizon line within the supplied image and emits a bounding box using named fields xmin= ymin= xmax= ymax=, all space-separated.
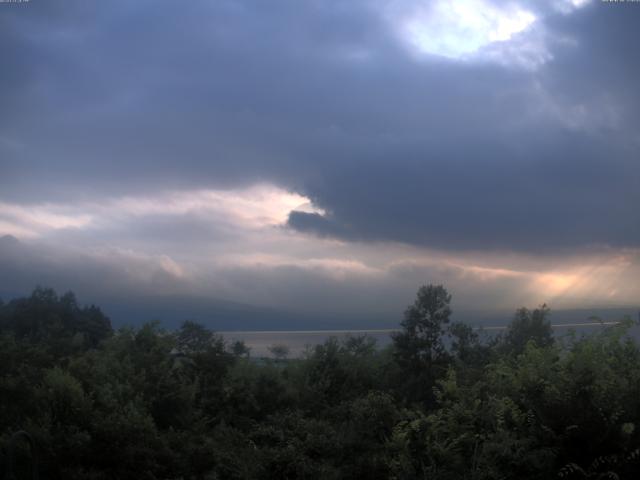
xmin=218 ymin=321 xmax=623 ymax=336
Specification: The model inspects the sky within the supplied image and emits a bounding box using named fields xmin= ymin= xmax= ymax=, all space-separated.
xmin=1 ymin=0 xmax=639 ymax=329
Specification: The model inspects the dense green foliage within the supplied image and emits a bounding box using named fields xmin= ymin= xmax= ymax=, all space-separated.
xmin=1 ymin=286 xmax=639 ymax=479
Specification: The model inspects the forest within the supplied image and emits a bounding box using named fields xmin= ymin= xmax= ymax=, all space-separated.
xmin=1 ymin=285 xmax=639 ymax=479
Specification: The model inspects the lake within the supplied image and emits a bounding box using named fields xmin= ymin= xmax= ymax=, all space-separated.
xmin=219 ymin=321 xmax=624 ymax=357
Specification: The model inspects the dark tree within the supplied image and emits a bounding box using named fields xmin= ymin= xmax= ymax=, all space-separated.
xmin=231 ymin=339 xmax=251 ymax=358
xmin=392 ymin=284 xmax=452 ymax=403
xmin=268 ymin=343 xmax=290 ymax=361
xmin=176 ymin=320 xmax=215 ymax=354
xmin=0 ymin=287 xmax=112 ymax=349
xmin=448 ymin=321 xmax=478 ymax=361
xmin=504 ymin=304 xmax=554 ymax=354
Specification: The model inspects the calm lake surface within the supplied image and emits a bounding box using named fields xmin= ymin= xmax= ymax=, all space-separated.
xmin=219 ymin=329 xmax=395 ymax=357
xmin=219 ymin=321 xmax=623 ymax=357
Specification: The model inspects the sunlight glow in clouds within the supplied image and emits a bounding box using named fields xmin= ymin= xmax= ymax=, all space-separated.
xmin=554 ymin=0 xmax=592 ymax=14
xmin=399 ymin=0 xmax=536 ymax=59
xmin=525 ymin=254 xmax=637 ymax=306
xmin=0 ymin=202 xmax=93 ymax=238
xmin=108 ymin=185 xmax=322 ymax=229
xmin=0 ymin=185 xmax=323 ymax=238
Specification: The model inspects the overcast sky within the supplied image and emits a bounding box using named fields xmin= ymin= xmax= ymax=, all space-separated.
xmin=1 ymin=0 xmax=639 ymax=327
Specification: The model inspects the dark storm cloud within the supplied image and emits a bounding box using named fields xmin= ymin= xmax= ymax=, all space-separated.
xmin=0 ymin=0 xmax=393 ymax=199
xmin=289 ymin=129 xmax=640 ymax=251
xmin=1 ymin=1 xmax=638 ymax=251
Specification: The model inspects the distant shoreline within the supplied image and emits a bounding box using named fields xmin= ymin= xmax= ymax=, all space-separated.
xmin=219 ymin=321 xmax=621 ymax=335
